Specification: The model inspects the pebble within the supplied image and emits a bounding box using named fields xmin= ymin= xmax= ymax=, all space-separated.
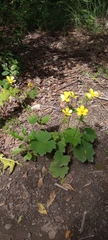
xmin=102 ymin=219 xmax=107 ymax=226
xmin=28 ymin=232 xmax=32 ymax=238
xmin=37 ymin=163 xmax=42 ymax=171
xmin=48 ymin=230 xmax=57 ymax=239
xmin=5 ymin=223 xmax=12 ymax=230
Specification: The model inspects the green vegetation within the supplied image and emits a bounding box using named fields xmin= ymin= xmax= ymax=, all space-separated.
xmin=0 ymin=0 xmax=107 ymax=176
xmin=0 ymin=0 xmax=108 ymax=45
xmin=8 ymin=90 xmax=98 ymax=178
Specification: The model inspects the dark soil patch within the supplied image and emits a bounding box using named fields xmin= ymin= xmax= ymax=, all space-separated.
xmin=0 ymin=29 xmax=108 ymax=240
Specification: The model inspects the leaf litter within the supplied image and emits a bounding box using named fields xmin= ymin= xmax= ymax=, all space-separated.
xmin=47 ymin=190 xmax=56 ymax=208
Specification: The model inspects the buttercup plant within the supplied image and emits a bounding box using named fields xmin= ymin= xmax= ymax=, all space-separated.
xmin=11 ymin=88 xmax=99 ymax=179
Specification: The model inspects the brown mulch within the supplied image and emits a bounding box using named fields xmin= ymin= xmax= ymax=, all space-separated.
xmin=0 ymin=29 xmax=108 ymax=240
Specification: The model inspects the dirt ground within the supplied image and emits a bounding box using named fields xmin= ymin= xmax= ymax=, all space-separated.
xmin=0 ymin=29 xmax=108 ymax=240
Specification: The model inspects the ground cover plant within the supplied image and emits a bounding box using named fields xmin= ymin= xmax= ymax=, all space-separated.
xmin=0 ymin=0 xmax=108 ymax=42
xmin=5 ymin=88 xmax=98 ymax=178
xmin=0 ymin=1 xmax=108 ymax=240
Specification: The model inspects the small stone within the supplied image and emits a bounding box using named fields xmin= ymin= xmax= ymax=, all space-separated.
xmin=28 ymin=232 xmax=32 ymax=238
xmin=37 ymin=164 xmax=42 ymax=171
xmin=10 ymin=212 xmax=15 ymax=219
xmin=48 ymin=230 xmax=57 ymax=239
xmin=102 ymin=219 xmax=107 ymax=226
xmin=5 ymin=224 xmax=12 ymax=230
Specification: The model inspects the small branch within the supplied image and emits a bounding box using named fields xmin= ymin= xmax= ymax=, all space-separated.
xmin=79 ymin=235 xmax=94 ymax=240
xmin=79 ymin=210 xmax=87 ymax=233
xmin=83 ymin=181 xmax=91 ymax=188
xmin=54 ymin=183 xmax=68 ymax=191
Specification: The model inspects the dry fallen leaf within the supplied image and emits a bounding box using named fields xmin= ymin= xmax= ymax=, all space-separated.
xmin=42 ymin=166 xmax=47 ymax=175
xmin=47 ymin=190 xmax=56 ymax=208
xmin=65 ymin=173 xmax=73 ymax=184
xmin=38 ymin=178 xmax=43 ymax=188
xmin=31 ymin=104 xmax=40 ymax=110
xmin=0 ymin=202 xmax=4 ymax=207
xmin=17 ymin=215 xmax=23 ymax=223
xmin=62 ymin=183 xmax=76 ymax=192
xmin=66 ymin=196 xmax=72 ymax=202
xmin=65 ymin=230 xmax=71 ymax=239
xmin=22 ymin=171 xmax=28 ymax=178
xmin=37 ymin=203 xmax=47 ymax=215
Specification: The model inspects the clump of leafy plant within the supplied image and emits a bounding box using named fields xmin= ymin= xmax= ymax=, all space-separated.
xmin=0 ymin=51 xmax=20 ymax=80
xmin=11 ymin=88 xmax=99 ymax=178
xmin=0 ymin=51 xmax=20 ymax=106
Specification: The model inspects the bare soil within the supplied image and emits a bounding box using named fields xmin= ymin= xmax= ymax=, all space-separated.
xmin=0 ymin=29 xmax=108 ymax=240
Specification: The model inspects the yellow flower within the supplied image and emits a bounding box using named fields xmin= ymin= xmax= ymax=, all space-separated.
xmin=27 ymin=81 xmax=34 ymax=87
xmin=85 ymin=88 xmax=99 ymax=100
xmin=76 ymin=105 xmax=88 ymax=116
xmin=70 ymin=91 xmax=78 ymax=98
xmin=62 ymin=107 xmax=72 ymax=116
xmin=61 ymin=91 xmax=71 ymax=102
xmin=6 ymin=76 xmax=16 ymax=84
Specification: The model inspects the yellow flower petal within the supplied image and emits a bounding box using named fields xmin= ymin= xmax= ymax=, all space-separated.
xmin=86 ymin=88 xmax=99 ymax=99
xmin=62 ymin=107 xmax=72 ymax=116
xmin=60 ymin=91 xmax=71 ymax=102
xmin=71 ymin=91 xmax=78 ymax=98
xmin=6 ymin=76 xmax=16 ymax=84
xmin=89 ymin=88 xmax=98 ymax=97
xmin=85 ymin=93 xmax=92 ymax=100
xmin=27 ymin=81 xmax=34 ymax=87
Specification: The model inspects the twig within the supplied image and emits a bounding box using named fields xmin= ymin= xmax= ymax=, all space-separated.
xmin=83 ymin=182 xmax=91 ymax=188
xmin=98 ymin=96 xmax=108 ymax=101
xmin=79 ymin=210 xmax=87 ymax=233
xmin=97 ymin=98 xmax=108 ymax=112
xmin=88 ymin=170 xmax=103 ymax=174
xmin=79 ymin=235 xmax=94 ymax=240
xmin=54 ymin=183 xmax=68 ymax=191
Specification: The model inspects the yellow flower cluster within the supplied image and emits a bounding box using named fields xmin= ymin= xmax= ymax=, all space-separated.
xmin=61 ymin=91 xmax=77 ymax=102
xmin=61 ymin=88 xmax=99 ymax=117
xmin=61 ymin=89 xmax=98 ymax=118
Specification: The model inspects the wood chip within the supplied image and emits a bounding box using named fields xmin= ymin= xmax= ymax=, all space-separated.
xmin=38 ymin=178 xmax=43 ymax=188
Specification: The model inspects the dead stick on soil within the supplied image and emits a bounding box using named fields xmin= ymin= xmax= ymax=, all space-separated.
xmin=79 ymin=235 xmax=94 ymax=240
xmin=54 ymin=183 xmax=68 ymax=191
xmin=79 ymin=210 xmax=87 ymax=233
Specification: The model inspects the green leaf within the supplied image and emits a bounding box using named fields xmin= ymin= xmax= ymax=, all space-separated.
xmin=0 ymin=154 xmax=22 ymax=174
xmin=73 ymin=139 xmax=95 ymax=162
xmin=30 ymin=130 xmax=56 ymax=156
xmin=63 ymin=128 xmax=82 ymax=147
xmin=2 ymin=70 xmax=9 ymax=76
xmin=83 ymin=128 xmax=97 ymax=143
xmin=49 ymin=151 xmax=70 ymax=178
xmin=9 ymin=131 xmax=23 ymax=141
xmin=51 ymin=131 xmax=59 ymax=141
xmin=27 ymin=88 xmax=37 ymax=99
xmin=30 ymin=139 xmax=56 ymax=156
xmin=22 ymin=127 xmax=27 ymax=135
xmin=9 ymin=87 xmax=20 ymax=96
xmin=12 ymin=147 xmax=24 ymax=155
xmin=57 ymin=140 xmax=66 ymax=153
xmin=27 ymin=114 xmax=38 ymax=124
xmin=24 ymin=152 xmax=32 ymax=161
xmin=40 ymin=115 xmax=50 ymax=124
xmin=27 ymin=130 xmax=37 ymax=140
xmin=35 ymin=130 xmax=52 ymax=142
xmin=11 ymin=65 xmax=17 ymax=71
